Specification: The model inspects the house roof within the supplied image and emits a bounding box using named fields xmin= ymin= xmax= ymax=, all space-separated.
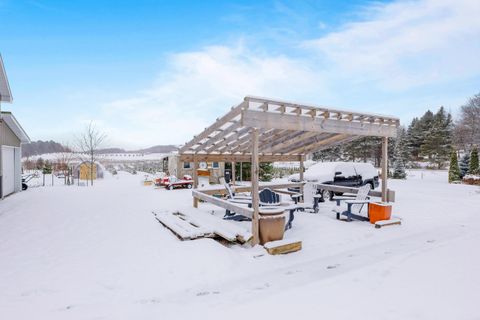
xmin=0 ymin=55 xmax=13 ymax=103
xmin=1 ymin=111 xmax=30 ymax=143
xmin=179 ymin=96 xmax=400 ymax=162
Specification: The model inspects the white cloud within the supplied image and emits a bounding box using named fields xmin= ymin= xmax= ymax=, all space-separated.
xmin=304 ymin=0 xmax=480 ymax=90
xmin=95 ymin=0 xmax=480 ymax=148
xmin=101 ymin=44 xmax=324 ymax=148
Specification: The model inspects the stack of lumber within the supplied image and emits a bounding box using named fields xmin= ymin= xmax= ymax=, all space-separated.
xmin=154 ymin=210 xmax=252 ymax=243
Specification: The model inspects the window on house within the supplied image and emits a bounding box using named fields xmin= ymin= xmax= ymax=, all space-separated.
xmin=212 ymin=162 xmax=219 ymax=168
xmin=183 ymin=162 xmax=191 ymax=169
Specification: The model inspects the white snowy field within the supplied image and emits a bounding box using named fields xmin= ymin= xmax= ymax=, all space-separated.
xmin=1 ymin=170 xmax=479 ymax=320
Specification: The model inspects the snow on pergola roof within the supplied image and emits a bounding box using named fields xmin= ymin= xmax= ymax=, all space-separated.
xmin=179 ymin=96 xmax=400 ymax=162
xmin=0 ymin=55 xmax=13 ymax=103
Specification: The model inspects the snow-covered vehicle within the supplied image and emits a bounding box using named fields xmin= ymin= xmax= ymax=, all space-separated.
xmin=163 ymin=175 xmax=193 ymax=190
xmin=288 ymin=162 xmax=379 ymax=199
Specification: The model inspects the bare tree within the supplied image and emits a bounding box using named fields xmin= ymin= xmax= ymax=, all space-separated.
xmin=76 ymin=122 xmax=106 ymax=186
xmin=55 ymin=142 xmax=75 ymax=185
xmin=455 ymin=93 xmax=480 ymax=150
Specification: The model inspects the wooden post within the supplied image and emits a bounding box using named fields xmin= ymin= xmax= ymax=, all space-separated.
xmin=231 ymin=161 xmax=236 ymax=186
xmin=240 ymin=162 xmax=243 ymax=182
xmin=193 ymin=156 xmax=199 ymax=208
xmin=381 ymin=137 xmax=388 ymax=202
xmin=251 ymin=129 xmax=260 ymax=245
xmin=299 ymin=156 xmax=304 ymax=199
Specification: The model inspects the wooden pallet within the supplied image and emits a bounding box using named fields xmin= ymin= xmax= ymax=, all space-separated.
xmin=154 ymin=210 xmax=252 ymax=243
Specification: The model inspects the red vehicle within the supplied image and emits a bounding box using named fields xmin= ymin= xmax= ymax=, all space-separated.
xmin=163 ymin=175 xmax=193 ymax=190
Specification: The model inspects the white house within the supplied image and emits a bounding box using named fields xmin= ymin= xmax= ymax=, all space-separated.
xmin=0 ymin=54 xmax=30 ymax=198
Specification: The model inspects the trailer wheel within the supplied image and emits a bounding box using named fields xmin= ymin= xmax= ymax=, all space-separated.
xmin=187 ymin=184 xmax=192 ymax=189
xmin=168 ymin=185 xmax=174 ymax=190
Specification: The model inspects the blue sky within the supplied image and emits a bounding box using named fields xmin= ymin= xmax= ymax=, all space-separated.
xmin=1 ymin=0 xmax=480 ymax=149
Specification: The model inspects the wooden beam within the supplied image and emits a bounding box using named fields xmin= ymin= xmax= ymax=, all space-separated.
xmin=237 ymin=129 xmax=292 ymax=154
xmin=197 ymin=182 xmax=305 ymax=195
xmin=315 ymin=183 xmax=395 ymax=202
xmin=205 ymin=127 xmax=250 ymax=153
xmin=192 ymin=190 xmax=254 ymax=218
xmin=227 ymin=128 xmax=268 ymax=153
xmin=195 ymin=122 xmax=241 ymax=152
xmin=240 ymin=162 xmax=243 ymax=181
xmin=251 ymin=128 xmax=260 ymax=246
xmin=242 ymin=109 xmax=398 ymax=138
xmin=245 ymin=96 xmax=399 ymax=124
xmin=193 ymin=156 xmax=198 ymax=208
xmin=179 ymin=101 xmax=246 ymax=152
xmin=231 ymin=161 xmax=236 ymax=185
xmin=284 ymin=134 xmax=349 ymax=155
xmin=299 ymin=157 xmax=304 ymax=196
xmin=179 ymin=153 xmax=304 ymax=163
xmin=382 ymin=136 xmax=388 ymax=202
xmin=261 ymin=131 xmax=319 ymax=154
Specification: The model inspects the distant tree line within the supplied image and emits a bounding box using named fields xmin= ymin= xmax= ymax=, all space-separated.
xmin=313 ymin=92 xmax=480 ymax=179
xmin=22 ymin=140 xmax=71 ymax=158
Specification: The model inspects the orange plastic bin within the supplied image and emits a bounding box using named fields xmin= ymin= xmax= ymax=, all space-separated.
xmin=368 ymin=202 xmax=392 ymax=224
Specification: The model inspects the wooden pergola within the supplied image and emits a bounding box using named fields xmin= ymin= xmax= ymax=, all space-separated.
xmin=180 ymin=96 xmax=400 ymax=245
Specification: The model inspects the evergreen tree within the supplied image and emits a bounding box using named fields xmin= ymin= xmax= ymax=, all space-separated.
xmin=448 ymin=151 xmax=461 ymax=182
xmin=392 ymin=137 xmax=407 ymax=179
xmin=469 ymin=147 xmax=479 ymax=175
xmin=405 ymin=117 xmax=422 ymax=160
xmin=459 ymin=153 xmax=470 ymax=178
xmin=259 ymin=163 xmax=274 ymax=182
xmin=420 ymin=107 xmax=453 ymax=168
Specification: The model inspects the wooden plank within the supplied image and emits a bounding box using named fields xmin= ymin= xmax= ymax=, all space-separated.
xmin=375 ymin=218 xmax=401 ymax=228
xmin=381 ymin=136 xmax=388 ymax=202
xmin=179 ymin=101 xmax=246 ymax=152
xmin=155 ymin=211 xmax=252 ymax=243
xmin=251 ymin=128 xmax=260 ymax=246
xmin=204 ymin=127 xmax=250 ymax=153
xmin=193 ymin=156 xmax=198 ymax=208
xmin=198 ymin=182 xmax=305 ymax=195
xmin=192 ymin=189 xmax=254 ymax=218
xmin=227 ymin=128 xmax=269 ymax=153
xmin=179 ymin=153 xmax=304 ymax=163
xmin=261 ymin=131 xmax=319 ymax=154
xmin=299 ymin=157 xmax=304 ymax=196
xmin=282 ymin=133 xmax=342 ymax=155
xmin=196 ymin=122 xmax=242 ymax=152
xmin=245 ymin=96 xmax=399 ymax=125
xmin=155 ymin=212 xmax=209 ymax=240
xmin=264 ymin=239 xmax=302 ymax=255
xmin=315 ymin=183 xmax=395 ymax=202
xmin=186 ymin=211 xmax=251 ymax=242
xmin=242 ymin=109 xmax=398 ymax=138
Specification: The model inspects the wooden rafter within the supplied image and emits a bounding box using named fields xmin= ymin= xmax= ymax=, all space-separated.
xmin=180 ymin=96 xmax=399 ymax=158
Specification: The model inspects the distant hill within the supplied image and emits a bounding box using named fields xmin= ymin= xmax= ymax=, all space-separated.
xmin=22 ymin=140 xmax=71 ymax=158
xmin=97 ymin=147 xmax=128 ymax=154
xmin=136 ymin=145 xmax=178 ymax=153
xmin=98 ymin=145 xmax=178 ymax=154
xmin=23 ymin=140 xmax=178 ymax=158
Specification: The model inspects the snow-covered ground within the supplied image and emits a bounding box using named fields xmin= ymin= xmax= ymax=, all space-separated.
xmin=1 ymin=170 xmax=479 ymax=319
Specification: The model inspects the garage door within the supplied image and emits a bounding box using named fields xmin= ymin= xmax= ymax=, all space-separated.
xmin=2 ymin=146 xmax=15 ymax=196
